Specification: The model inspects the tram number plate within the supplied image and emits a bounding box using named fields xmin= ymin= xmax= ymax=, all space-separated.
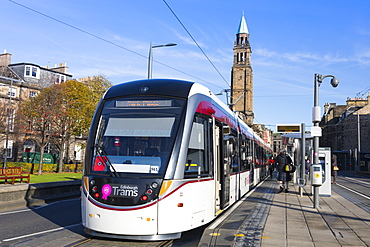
xmin=150 ymin=166 xmax=159 ymax=173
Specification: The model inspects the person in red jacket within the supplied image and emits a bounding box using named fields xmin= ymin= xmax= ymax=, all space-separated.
xmin=268 ymin=156 xmax=275 ymax=178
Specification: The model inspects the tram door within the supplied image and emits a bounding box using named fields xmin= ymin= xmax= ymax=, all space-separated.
xmin=214 ymin=124 xmax=230 ymax=210
xmin=214 ymin=125 xmax=221 ymax=212
xmin=221 ymin=127 xmax=234 ymax=209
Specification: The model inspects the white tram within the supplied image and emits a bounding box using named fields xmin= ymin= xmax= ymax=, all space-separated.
xmin=81 ymin=79 xmax=272 ymax=240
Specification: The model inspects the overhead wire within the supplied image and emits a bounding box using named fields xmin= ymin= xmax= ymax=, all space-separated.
xmin=8 ymin=0 xmax=222 ymax=88
xmin=162 ymin=0 xmax=230 ymax=88
xmin=356 ymin=85 xmax=370 ymax=98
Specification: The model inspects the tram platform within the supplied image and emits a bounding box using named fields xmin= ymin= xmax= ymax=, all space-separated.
xmin=197 ymin=178 xmax=370 ymax=247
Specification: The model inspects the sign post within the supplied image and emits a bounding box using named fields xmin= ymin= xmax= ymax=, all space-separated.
xmin=277 ymin=124 xmax=306 ymax=196
xmin=299 ymin=123 xmax=306 ymax=197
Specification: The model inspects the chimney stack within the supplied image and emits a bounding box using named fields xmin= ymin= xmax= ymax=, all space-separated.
xmin=0 ymin=49 xmax=12 ymax=66
xmin=51 ymin=62 xmax=68 ymax=74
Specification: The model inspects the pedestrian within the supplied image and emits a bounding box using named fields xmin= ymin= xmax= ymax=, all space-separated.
xmin=332 ymin=154 xmax=338 ymax=184
xmin=275 ymin=150 xmax=294 ymax=193
xmin=305 ymin=157 xmax=310 ymax=175
xmin=267 ymin=156 xmax=275 ymax=178
xmin=305 ymin=158 xmax=310 ymax=183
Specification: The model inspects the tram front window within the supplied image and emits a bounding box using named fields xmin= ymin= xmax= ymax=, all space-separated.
xmin=91 ymin=97 xmax=185 ymax=177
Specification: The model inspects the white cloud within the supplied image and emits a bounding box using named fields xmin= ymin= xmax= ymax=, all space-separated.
xmin=253 ymin=48 xmax=370 ymax=68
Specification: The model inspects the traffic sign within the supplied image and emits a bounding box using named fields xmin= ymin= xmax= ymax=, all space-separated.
xmin=311 ymin=126 xmax=322 ymax=137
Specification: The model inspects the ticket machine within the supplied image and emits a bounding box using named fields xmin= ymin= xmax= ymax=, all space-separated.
xmin=310 ymin=147 xmax=331 ymax=196
xmin=311 ymin=164 xmax=322 ymax=186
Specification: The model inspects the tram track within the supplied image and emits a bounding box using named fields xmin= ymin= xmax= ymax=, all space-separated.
xmin=343 ymin=176 xmax=370 ymax=187
xmin=336 ymin=183 xmax=370 ymax=200
xmin=332 ymin=175 xmax=370 ymax=213
xmin=337 ymin=176 xmax=370 ymax=197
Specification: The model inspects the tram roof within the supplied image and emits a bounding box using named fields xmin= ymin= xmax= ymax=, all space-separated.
xmin=104 ymin=79 xmax=195 ymax=100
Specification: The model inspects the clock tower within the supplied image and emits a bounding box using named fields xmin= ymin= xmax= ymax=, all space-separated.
xmin=231 ymin=13 xmax=254 ymax=126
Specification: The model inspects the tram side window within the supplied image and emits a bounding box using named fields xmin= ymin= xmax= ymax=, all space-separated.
xmin=185 ymin=116 xmax=211 ymax=178
xmin=254 ymin=143 xmax=260 ymax=166
xmin=225 ymin=135 xmax=238 ymax=173
xmin=242 ymin=138 xmax=252 ymax=171
xmin=240 ymin=138 xmax=248 ymax=171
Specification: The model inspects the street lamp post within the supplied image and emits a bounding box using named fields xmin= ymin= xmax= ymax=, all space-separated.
xmin=357 ymin=112 xmax=361 ymax=169
xmin=147 ymin=42 xmax=177 ymax=79
xmin=312 ymin=73 xmax=339 ymax=208
xmin=299 ymin=122 xmax=305 ymax=197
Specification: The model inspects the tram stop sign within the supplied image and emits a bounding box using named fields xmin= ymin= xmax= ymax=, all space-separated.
xmin=276 ymin=124 xmax=301 ymax=133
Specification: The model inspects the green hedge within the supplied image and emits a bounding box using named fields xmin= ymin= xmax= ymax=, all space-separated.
xmin=5 ymin=162 xmax=83 ymax=174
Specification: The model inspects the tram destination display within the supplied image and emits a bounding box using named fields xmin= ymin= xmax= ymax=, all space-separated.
xmin=116 ymin=100 xmax=172 ymax=107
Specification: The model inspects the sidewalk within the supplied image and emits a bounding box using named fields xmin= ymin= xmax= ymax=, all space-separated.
xmin=0 ymin=180 xmax=81 ymax=212
xmin=261 ymin=182 xmax=370 ymax=247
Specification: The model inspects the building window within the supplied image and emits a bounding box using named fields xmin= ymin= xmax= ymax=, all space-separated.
xmin=24 ymin=65 xmax=39 ymax=79
xmin=25 ymin=66 xmax=30 ymax=76
xmin=53 ymin=73 xmax=66 ymax=84
xmin=8 ymin=87 xmax=16 ymax=98
xmin=7 ymin=108 xmax=15 ymax=132
xmin=55 ymin=74 xmax=60 ymax=84
xmin=32 ymin=67 xmax=37 ymax=77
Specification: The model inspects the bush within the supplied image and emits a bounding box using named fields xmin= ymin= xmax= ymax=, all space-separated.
xmin=6 ymin=162 xmax=83 ymax=174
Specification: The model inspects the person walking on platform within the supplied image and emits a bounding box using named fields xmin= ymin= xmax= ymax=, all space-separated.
xmin=275 ymin=150 xmax=294 ymax=193
xmin=332 ymin=154 xmax=338 ymax=184
xmin=267 ymin=156 xmax=275 ymax=178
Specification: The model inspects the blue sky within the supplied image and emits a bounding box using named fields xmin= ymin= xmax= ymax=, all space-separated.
xmin=2 ymin=0 xmax=370 ymax=131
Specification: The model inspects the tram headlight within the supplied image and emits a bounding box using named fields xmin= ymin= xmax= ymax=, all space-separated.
xmin=141 ymin=195 xmax=148 ymax=201
xmin=151 ymin=182 xmax=158 ymax=189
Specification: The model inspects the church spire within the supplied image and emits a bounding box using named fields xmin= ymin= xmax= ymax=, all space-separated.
xmin=237 ymin=12 xmax=249 ymax=34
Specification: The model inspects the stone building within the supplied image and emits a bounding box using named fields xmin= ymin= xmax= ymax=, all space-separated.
xmin=0 ymin=51 xmax=84 ymax=166
xmin=272 ymin=133 xmax=284 ymax=156
xmin=320 ymin=94 xmax=370 ymax=171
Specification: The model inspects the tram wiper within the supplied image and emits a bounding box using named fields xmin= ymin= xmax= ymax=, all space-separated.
xmin=94 ymin=145 xmax=120 ymax=177
xmin=106 ymin=157 xmax=120 ymax=177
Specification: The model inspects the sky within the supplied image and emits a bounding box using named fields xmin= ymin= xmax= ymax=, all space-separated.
xmin=2 ymin=0 xmax=370 ymax=132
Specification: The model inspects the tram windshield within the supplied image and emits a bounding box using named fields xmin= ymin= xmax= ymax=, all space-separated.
xmin=90 ymin=97 xmax=186 ymax=177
